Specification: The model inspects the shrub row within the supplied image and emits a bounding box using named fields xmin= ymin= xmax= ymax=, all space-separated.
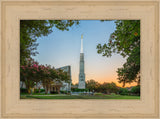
xmin=71 ymin=88 xmax=89 ymax=92
xmin=20 ymin=88 xmax=45 ymax=94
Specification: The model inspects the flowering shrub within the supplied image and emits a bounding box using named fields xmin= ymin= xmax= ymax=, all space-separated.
xmin=20 ymin=58 xmax=70 ymax=94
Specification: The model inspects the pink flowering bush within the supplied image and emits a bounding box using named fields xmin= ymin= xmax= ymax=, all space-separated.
xmin=20 ymin=59 xmax=40 ymax=93
xmin=20 ymin=58 xmax=70 ymax=94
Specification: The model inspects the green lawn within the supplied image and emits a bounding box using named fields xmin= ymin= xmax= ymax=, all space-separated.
xmin=21 ymin=93 xmax=64 ymax=95
xmin=20 ymin=94 xmax=140 ymax=99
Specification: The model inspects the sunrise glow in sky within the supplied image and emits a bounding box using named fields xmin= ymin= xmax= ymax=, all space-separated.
xmin=32 ymin=20 xmax=137 ymax=87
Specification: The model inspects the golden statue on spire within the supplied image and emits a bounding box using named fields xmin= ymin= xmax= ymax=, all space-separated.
xmin=81 ymin=34 xmax=83 ymax=39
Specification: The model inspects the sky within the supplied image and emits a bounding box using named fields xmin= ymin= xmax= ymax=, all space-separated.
xmin=32 ymin=20 xmax=136 ymax=87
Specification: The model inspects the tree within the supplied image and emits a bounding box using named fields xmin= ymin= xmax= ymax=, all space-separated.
xmin=97 ymin=20 xmax=140 ymax=87
xmin=110 ymin=82 xmax=119 ymax=93
xmin=57 ymin=69 xmax=70 ymax=83
xmin=39 ymin=64 xmax=53 ymax=94
xmin=20 ymin=58 xmax=40 ymax=93
xmin=86 ymin=79 xmax=100 ymax=91
xmin=130 ymin=86 xmax=140 ymax=95
xmin=119 ymin=88 xmax=129 ymax=95
xmin=99 ymin=82 xmax=119 ymax=94
xmin=20 ymin=20 xmax=79 ymax=65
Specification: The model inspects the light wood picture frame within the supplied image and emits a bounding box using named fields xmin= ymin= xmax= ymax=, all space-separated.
xmin=0 ymin=0 xmax=159 ymax=118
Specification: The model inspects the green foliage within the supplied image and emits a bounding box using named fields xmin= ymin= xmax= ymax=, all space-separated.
xmin=110 ymin=93 xmax=116 ymax=96
xmin=99 ymin=82 xmax=119 ymax=94
xmin=20 ymin=88 xmax=28 ymax=93
xmin=34 ymin=89 xmax=45 ymax=93
xmin=20 ymin=20 xmax=79 ymax=65
xmin=119 ymin=88 xmax=129 ymax=95
xmin=86 ymin=79 xmax=100 ymax=91
xmin=50 ymin=91 xmax=59 ymax=94
xmin=72 ymin=88 xmax=88 ymax=92
xmin=20 ymin=88 xmax=45 ymax=94
xmin=97 ymin=20 xmax=140 ymax=87
xmin=130 ymin=86 xmax=140 ymax=95
xmin=85 ymin=79 xmax=120 ymax=94
xmin=60 ymin=91 xmax=68 ymax=94
xmin=57 ymin=69 xmax=70 ymax=83
xmin=94 ymin=93 xmax=103 ymax=96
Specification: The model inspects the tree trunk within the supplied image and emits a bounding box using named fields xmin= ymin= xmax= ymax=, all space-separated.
xmin=45 ymin=86 xmax=48 ymax=94
xmin=34 ymin=82 xmax=38 ymax=93
xmin=27 ymin=87 xmax=31 ymax=94
xmin=25 ymin=79 xmax=31 ymax=94
xmin=122 ymin=81 xmax=125 ymax=87
xmin=38 ymin=87 xmax=40 ymax=93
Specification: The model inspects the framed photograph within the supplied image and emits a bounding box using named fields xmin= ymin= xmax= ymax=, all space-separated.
xmin=19 ymin=19 xmax=141 ymax=100
xmin=0 ymin=0 xmax=159 ymax=118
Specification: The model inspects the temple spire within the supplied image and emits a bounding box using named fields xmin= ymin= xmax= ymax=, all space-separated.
xmin=81 ymin=34 xmax=83 ymax=53
xmin=78 ymin=34 xmax=85 ymax=89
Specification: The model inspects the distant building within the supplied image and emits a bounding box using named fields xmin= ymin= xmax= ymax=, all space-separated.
xmin=56 ymin=65 xmax=72 ymax=92
xmin=50 ymin=80 xmax=62 ymax=94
